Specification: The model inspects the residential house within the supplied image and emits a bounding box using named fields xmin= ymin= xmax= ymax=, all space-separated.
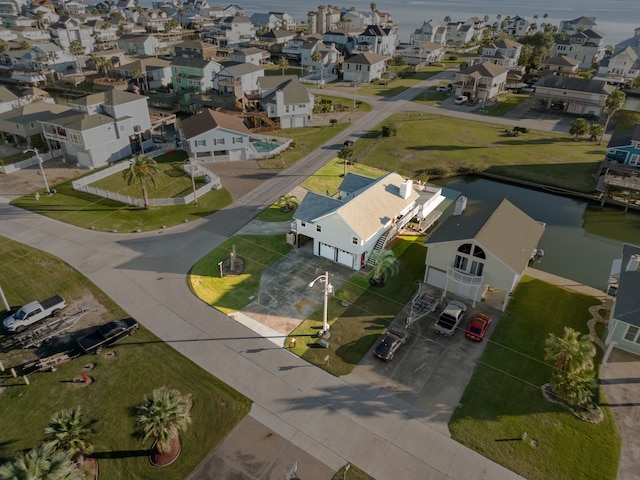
xmin=0 ymin=86 xmax=20 ymax=114
xmin=0 ymin=28 xmax=18 ymax=42
xmin=13 ymin=25 xmax=52 ymax=43
xmin=340 ymin=9 xmax=376 ymax=32
xmin=182 ymin=0 xmax=209 ymax=15
xmin=531 ymin=76 xmax=615 ymax=117
xmin=62 ymin=1 xmax=86 ymax=16
xmin=355 ymin=24 xmax=396 ymax=56
xmin=85 ymin=20 xmax=118 ymax=49
xmin=0 ymin=0 xmax=28 ymax=15
xmin=424 ymin=198 xmax=545 ymax=311
xmin=20 ymin=86 xmax=54 ymax=104
xmin=301 ymin=39 xmax=340 ymax=82
xmin=11 ymin=43 xmax=77 ymax=83
xmin=454 ymin=62 xmax=509 ymax=101
xmin=560 ymin=16 xmax=598 ymax=36
xmin=281 ymin=33 xmax=322 ymax=60
xmin=221 ymin=4 xmax=243 ymax=17
xmin=205 ymin=15 xmax=254 ymax=49
xmin=258 ymin=29 xmax=296 ymax=46
xmin=250 ymin=12 xmax=295 ymax=31
xmin=551 ymin=29 xmax=606 ymax=69
xmin=446 ymin=22 xmax=475 ymax=46
xmin=597 ymin=46 xmax=640 ymax=85
xmin=481 ymin=38 xmax=522 ymax=69
xmin=117 ymin=34 xmax=162 ymax=56
xmin=48 ymin=15 xmax=94 ymax=53
xmin=138 ymin=8 xmax=169 ymax=33
xmin=0 ymin=102 xmax=70 ymax=146
xmin=292 ymin=172 xmax=445 ymax=270
xmin=307 ymin=5 xmax=340 ymax=35
xmin=257 ymin=75 xmax=313 ymax=128
xmin=180 ymin=108 xmax=251 ymax=161
xmin=540 ymin=55 xmax=581 ymax=76
xmin=115 ymin=57 xmax=172 ymax=91
xmin=39 ymin=89 xmax=151 ymax=168
xmin=411 ymin=19 xmax=446 ymax=45
xmin=229 ymin=47 xmax=269 ymax=66
xmin=600 ymin=123 xmax=640 ymax=178
xmin=174 ymin=40 xmax=217 ymax=61
xmin=503 ymin=15 xmax=531 ymax=37
xmin=342 ymin=51 xmax=388 ymax=83
xmin=170 ymin=56 xmax=221 ymax=91
xmin=213 ymin=62 xmax=264 ymax=104
xmin=396 ymin=41 xmax=444 ymax=66
xmin=30 ymin=0 xmax=55 ymax=12
xmin=29 ymin=5 xmax=59 ymax=27
xmin=613 ymin=27 xmax=640 ymax=58
xmin=603 ymin=244 xmax=640 ymax=362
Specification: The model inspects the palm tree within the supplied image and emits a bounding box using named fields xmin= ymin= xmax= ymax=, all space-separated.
xmin=135 ymin=387 xmax=192 ymax=457
xmin=590 ymin=123 xmax=604 ymax=142
xmin=122 ymin=154 xmax=161 ymax=209
xmin=34 ymin=9 xmax=45 ymax=29
xmin=20 ymin=40 xmax=31 ymax=50
xmin=338 ymin=145 xmax=354 ymax=176
xmin=0 ymin=39 xmax=9 ymax=53
xmin=569 ymin=118 xmax=589 ymax=140
xmin=370 ymin=2 xmax=376 ymax=13
xmin=278 ymin=56 xmax=289 ymax=75
xmin=369 ymin=248 xmax=399 ymax=285
xmin=444 ymin=15 xmax=451 ymax=25
xmin=277 ymin=194 xmax=298 ymax=212
xmin=44 ymin=407 xmax=95 ymax=463
xmin=311 ymin=49 xmax=324 ymax=83
xmin=177 ymin=6 xmax=186 ymax=28
xmin=0 ymin=443 xmax=83 ymax=480
xmin=69 ymin=40 xmax=84 ymax=56
xmin=600 ymin=89 xmax=626 ymax=144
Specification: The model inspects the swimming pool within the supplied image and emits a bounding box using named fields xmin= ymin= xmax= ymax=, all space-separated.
xmin=251 ymin=140 xmax=280 ymax=153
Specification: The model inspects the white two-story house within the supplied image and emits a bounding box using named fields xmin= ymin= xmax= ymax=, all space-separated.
xmin=257 ymin=75 xmax=313 ymax=129
xmin=481 ymin=38 xmax=522 ymax=69
xmin=180 ymin=108 xmax=251 ymax=161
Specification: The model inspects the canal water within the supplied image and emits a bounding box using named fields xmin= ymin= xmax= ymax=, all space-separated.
xmin=433 ymin=176 xmax=640 ymax=291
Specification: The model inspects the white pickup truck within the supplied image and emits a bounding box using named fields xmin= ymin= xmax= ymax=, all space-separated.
xmin=3 ymin=295 xmax=67 ymax=333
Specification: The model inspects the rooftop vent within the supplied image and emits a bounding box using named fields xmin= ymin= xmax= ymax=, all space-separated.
xmin=453 ymin=195 xmax=467 ymax=216
xmin=626 ymin=254 xmax=640 ymax=272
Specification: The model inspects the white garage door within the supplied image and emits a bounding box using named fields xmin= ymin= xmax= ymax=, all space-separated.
xmin=294 ymin=116 xmax=306 ymax=128
xmin=319 ymin=243 xmax=336 ymax=261
xmin=337 ymin=249 xmax=354 ymax=269
xmin=426 ymin=266 xmax=446 ymax=289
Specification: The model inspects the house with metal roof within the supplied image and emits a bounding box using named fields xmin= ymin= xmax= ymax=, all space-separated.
xmin=603 ymin=244 xmax=640 ymax=362
xmin=39 ymin=90 xmax=151 ymax=168
xmin=180 ymin=108 xmax=251 ymax=161
xmin=292 ymin=173 xmax=445 ymax=270
xmin=424 ymin=198 xmax=545 ymax=311
xmin=257 ymin=75 xmax=313 ymax=128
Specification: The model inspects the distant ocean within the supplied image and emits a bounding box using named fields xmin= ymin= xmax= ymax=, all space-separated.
xmin=136 ymin=0 xmax=639 ymax=46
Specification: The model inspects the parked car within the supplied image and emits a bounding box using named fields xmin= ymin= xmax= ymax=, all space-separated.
xmin=433 ymin=300 xmax=467 ymax=335
xmin=77 ymin=318 xmax=139 ymax=354
xmin=465 ymin=313 xmax=492 ymax=341
xmin=373 ymin=329 xmax=407 ymax=361
xmin=3 ymin=296 xmax=66 ymax=333
xmin=518 ymin=86 xmax=535 ymax=94
xmin=436 ymin=86 xmax=450 ymax=92
xmin=343 ymin=139 xmax=354 ymax=147
xmin=455 ymin=95 xmax=468 ymax=104
xmin=467 ymin=97 xmax=480 ymax=106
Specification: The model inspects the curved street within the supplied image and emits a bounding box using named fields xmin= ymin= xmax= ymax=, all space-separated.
xmin=0 ymin=71 xmax=573 ymax=479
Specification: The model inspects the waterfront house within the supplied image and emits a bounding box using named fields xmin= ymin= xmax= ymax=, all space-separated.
xmin=531 ymin=76 xmax=614 ymax=117
xmin=540 ymin=55 xmax=581 ymax=76
xmin=560 ymin=16 xmax=598 ymax=36
xmin=411 ymin=19 xmax=446 ymax=46
xmin=551 ymin=29 xmax=606 ymax=69
xmin=396 ymin=41 xmax=444 ymax=66
xmin=599 ymin=123 xmax=640 ymax=183
xmin=170 ymin=56 xmax=222 ymax=92
xmin=292 ymin=172 xmax=444 ymax=270
xmin=342 ymin=51 xmax=388 ymax=83
xmin=48 ymin=15 xmax=94 ymax=53
xmin=174 ymin=40 xmax=217 ymax=61
xmin=117 ymin=34 xmax=163 ymax=56
xmin=424 ymin=198 xmax=545 ymax=311
xmin=0 ymin=102 xmax=69 ymax=147
xmin=301 ymin=39 xmax=340 ymax=83
xmin=603 ymin=244 xmax=640 ymax=362
xmin=180 ymin=108 xmax=251 ymax=161
xmin=454 ymin=62 xmax=509 ymax=102
xmin=256 ymin=75 xmax=313 ymax=128
xmin=597 ymin=46 xmax=640 ymax=85
xmin=481 ymin=38 xmax=522 ymax=69
xmin=307 ymin=5 xmax=340 ymax=35
xmin=355 ymin=24 xmax=397 ymax=56
xmin=503 ymin=15 xmax=532 ymax=37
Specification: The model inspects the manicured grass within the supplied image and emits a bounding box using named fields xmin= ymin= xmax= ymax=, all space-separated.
xmin=354 ymin=67 xmax=441 ymax=98
xmin=254 ymin=203 xmax=295 ymax=222
xmin=10 ymin=171 xmax=233 ymax=233
xmin=188 ymin=235 xmax=293 ymax=314
xmin=288 ymin=235 xmax=425 ymax=376
xmin=614 ymin=110 xmax=640 ymax=132
xmin=412 ymin=89 xmax=452 ymax=106
xmin=449 ymin=277 xmax=620 ymax=480
xmin=357 ymin=113 xmax=604 ymax=192
xmin=90 ymin=151 xmax=208 ymax=199
xmin=480 ymin=93 xmax=529 ymax=116
xmin=314 ymin=94 xmax=372 ymax=113
xmin=0 ymin=236 xmax=252 ymax=480
xmin=300 ymin=157 xmax=386 ymax=197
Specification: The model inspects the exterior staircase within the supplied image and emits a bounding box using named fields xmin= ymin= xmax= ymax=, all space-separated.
xmin=367 ymin=229 xmax=391 ymax=266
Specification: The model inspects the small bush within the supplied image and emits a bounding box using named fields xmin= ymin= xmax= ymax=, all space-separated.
xmin=381 ymin=123 xmax=397 ymax=137
xmin=513 ymin=126 xmax=529 ymax=134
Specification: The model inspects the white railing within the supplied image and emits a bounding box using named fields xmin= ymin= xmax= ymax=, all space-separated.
xmin=447 ymin=266 xmax=484 ymax=286
xmin=246 ymin=135 xmax=292 ymax=160
xmin=0 ymin=149 xmax=62 ymax=174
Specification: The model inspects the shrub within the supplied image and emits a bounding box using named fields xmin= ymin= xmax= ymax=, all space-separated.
xmin=381 ymin=123 xmax=397 ymax=137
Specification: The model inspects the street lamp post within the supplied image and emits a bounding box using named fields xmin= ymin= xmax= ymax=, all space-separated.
xmin=308 ymin=271 xmax=333 ymax=339
xmin=24 ymin=147 xmax=50 ymax=194
xmin=187 ymin=157 xmax=198 ymax=206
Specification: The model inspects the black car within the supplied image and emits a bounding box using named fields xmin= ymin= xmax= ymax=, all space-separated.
xmin=343 ymin=139 xmax=354 ymax=147
xmin=467 ymin=97 xmax=480 ymax=106
xmin=373 ymin=329 xmax=407 ymax=361
xmin=78 ymin=317 xmax=139 ymax=354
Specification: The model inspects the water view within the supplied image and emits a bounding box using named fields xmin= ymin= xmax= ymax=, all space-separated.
xmin=434 ymin=176 xmax=640 ymax=291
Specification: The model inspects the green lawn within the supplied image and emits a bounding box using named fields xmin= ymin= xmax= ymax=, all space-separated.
xmin=90 ymin=151 xmax=207 ymax=199
xmin=188 ymin=234 xmax=293 ymax=314
xmin=354 ymin=67 xmax=441 ymax=98
xmin=412 ymin=89 xmax=452 ymax=106
xmin=449 ymin=277 xmax=620 ymax=480
xmin=0 ymin=236 xmax=252 ymax=480
xmin=480 ymin=93 xmax=529 ymax=116
xmin=288 ymin=235 xmax=425 ymax=376
xmin=357 ymin=113 xmax=604 ymax=192
xmin=313 ymin=94 xmax=372 ymax=113
xmin=254 ymin=203 xmax=295 ymax=222
xmin=300 ymin=158 xmax=386 ymax=197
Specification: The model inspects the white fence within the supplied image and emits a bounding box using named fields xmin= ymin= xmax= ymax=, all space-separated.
xmin=0 ymin=149 xmax=62 ymax=174
xmin=246 ymin=134 xmax=292 ymax=160
xmin=72 ymin=154 xmax=221 ymax=207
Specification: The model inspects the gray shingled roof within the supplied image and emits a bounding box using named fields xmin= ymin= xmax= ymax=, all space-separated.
xmin=258 ymin=75 xmax=312 ymax=105
xmin=0 ymin=86 xmax=18 ymax=103
xmin=294 ymin=191 xmax=343 ymax=222
xmin=613 ymin=244 xmax=640 ymax=327
xmin=181 ymin=108 xmax=250 ymax=139
xmin=460 ymin=62 xmax=509 ymax=78
xmin=426 ymin=199 xmax=545 ymax=273
xmin=345 ymin=52 xmax=389 ymax=65
xmin=338 ymin=173 xmax=375 ymax=195
xmin=222 ymin=62 xmax=263 ymax=76
xmin=50 ymin=111 xmax=115 ymax=131
xmin=534 ymin=75 xmax=615 ymax=95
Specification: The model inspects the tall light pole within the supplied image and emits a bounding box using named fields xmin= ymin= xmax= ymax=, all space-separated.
xmin=308 ymin=271 xmax=333 ymax=339
xmin=24 ymin=147 xmax=50 ymax=194
xmin=187 ymin=157 xmax=198 ymax=206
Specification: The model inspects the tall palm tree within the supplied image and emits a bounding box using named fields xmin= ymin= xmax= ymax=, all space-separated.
xmin=122 ymin=154 xmax=161 ymax=209
xmin=444 ymin=15 xmax=451 ymax=25
xmin=278 ymin=56 xmax=289 ymax=75
xmin=311 ymin=49 xmax=324 ymax=83
xmin=338 ymin=145 xmax=354 ymax=176
xmin=0 ymin=443 xmax=83 ymax=480
xmin=600 ymin=89 xmax=626 ymax=144
xmin=44 ymin=407 xmax=95 ymax=463
xmin=544 ymin=327 xmax=595 ymax=375
xmin=370 ymin=2 xmax=376 ymax=13
xmin=69 ymin=40 xmax=84 ymax=57
xmin=369 ymin=248 xmax=399 ymax=285
xmin=34 ymin=9 xmax=45 ymax=29
xmin=135 ymin=387 xmax=192 ymax=456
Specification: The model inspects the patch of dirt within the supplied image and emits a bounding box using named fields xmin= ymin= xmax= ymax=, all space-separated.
xmin=150 ymin=436 xmax=182 ymax=467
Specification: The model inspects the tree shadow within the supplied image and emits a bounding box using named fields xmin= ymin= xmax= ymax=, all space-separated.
xmin=92 ymin=449 xmax=148 ymax=459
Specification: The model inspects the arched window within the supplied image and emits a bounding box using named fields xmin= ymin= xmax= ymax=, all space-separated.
xmin=454 ymin=243 xmax=485 ymax=276
xmin=473 ymin=246 xmax=486 ymax=259
xmin=457 ymin=243 xmax=472 ymax=254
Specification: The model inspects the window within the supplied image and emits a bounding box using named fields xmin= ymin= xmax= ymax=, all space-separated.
xmin=29 ymin=122 xmax=36 ymax=129
xmin=300 ymin=221 xmax=306 ymax=227
xmin=457 ymin=243 xmax=472 ymax=255
xmin=454 ymin=255 xmax=468 ymax=271
xmin=195 ymin=139 xmax=206 ymax=147
xmin=630 ymin=154 xmax=640 ymax=166
xmin=473 ymin=246 xmax=486 ymax=259
xmin=214 ymin=138 xmax=225 ymax=145
xmin=470 ymin=261 xmax=484 ymax=276
xmin=69 ymin=131 xmax=81 ymax=144
xmin=352 ymin=236 xmax=358 ymax=245
xmin=316 ymin=225 xmax=322 ymax=232
xmin=624 ymin=325 xmax=640 ymax=343
xmin=233 ymin=136 xmax=243 ymax=144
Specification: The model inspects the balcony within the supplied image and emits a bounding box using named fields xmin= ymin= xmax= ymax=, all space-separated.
xmin=447 ymin=266 xmax=483 ymax=286
xmin=218 ymin=77 xmax=241 ymax=87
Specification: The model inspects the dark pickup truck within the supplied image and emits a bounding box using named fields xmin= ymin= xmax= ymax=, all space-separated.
xmin=78 ymin=318 xmax=139 ymax=354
